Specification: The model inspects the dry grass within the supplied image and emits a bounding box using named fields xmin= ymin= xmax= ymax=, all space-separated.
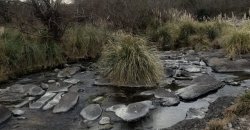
xmin=63 ymin=25 xmax=109 ymax=59
xmin=100 ymin=33 xmax=164 ymax=86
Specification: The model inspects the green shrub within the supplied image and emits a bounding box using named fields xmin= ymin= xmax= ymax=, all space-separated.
xmin=177 ymin=22 xmax=197 ymax=47
xmin=235 ymin=91 xmax=250 ymax=116
xmin=100 ymin=33 xmax=163 ymax=86
xmin=64 ymin=25 xmax=109 ymax=59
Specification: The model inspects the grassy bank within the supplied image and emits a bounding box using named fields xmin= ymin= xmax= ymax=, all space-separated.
xmin=0 ymin=25 xmax=109 ymax=82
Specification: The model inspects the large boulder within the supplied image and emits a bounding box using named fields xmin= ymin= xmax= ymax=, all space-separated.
xmin=176 ymin=75 xmax=224 ymax=100
xmin=0 ymin=105 xmax=11 ymax=124
xmin=106 ymin=101 xmax=154 ymax=122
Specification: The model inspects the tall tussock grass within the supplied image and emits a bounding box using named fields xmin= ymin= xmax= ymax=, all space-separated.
xmin=64 ymin=25 xmax=109 ymax=59
xmin=100 ymin=33 xmax=163 ymax=86
xmin=0 ymin=28 xmax=65 ymax=81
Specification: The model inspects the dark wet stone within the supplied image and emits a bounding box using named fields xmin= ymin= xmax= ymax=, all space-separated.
xmin=53 ymin=92 xmax=79 ymax=113
xmin=106 ymin=101 xmax=154 ymax=122
xmin=176 ymin=74 xmax=224 ymax=100
xmin=0 ymin=105 xmax=11 ymax=124
xmin=165 ymin=68 xmax=175 ymax=77
xmin=57 ymin=66 xmax=81 ymax=78
xmin=29 ymin=92 xmax=56 ymax=109
xmin=80 ymin=104 xmax=102 ymax=121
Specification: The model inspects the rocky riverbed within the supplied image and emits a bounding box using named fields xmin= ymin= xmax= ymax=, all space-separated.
xmin=0 ymin=49 xmax=250 ymax=130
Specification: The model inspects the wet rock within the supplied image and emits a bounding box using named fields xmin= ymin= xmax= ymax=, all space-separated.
xmin=206 ymin=57 xmax=250 ymax=72
xmin=27 ymin=85 xmax=45 ymax=96
xmin=186 ymin=107 xmax=208 ymax=119
xmin=41 ymin=83 xmax=49 ymax=89
xmin=0 ymin=105 xmax=11 ymax=124
xmin=63 ymin=78 xmax=80 ymax=84
xmin=47 ymin=82 xmax=72 ymax=93
xmin=80 ymin=104 xmax=102 ymax=121
xmin=17 ymin=116 xmax=27 ymax=120
xmin=11 ymin=109 xmax=25 ymax=116
xmin=165 ymin=68 xmax=175 ymax=77
xmin=99 ymin=124 xmax=113 ymax=130
xmin=53 ymin=92 xmax=79 ymax=113
xmin=184 ymin=66 xmax=201 ymax=73
xmin=176 ymin=74 xmax=224 ymax=100
xmin=174 ymin=69 xmax=191 ymax=78
xmin=106 ymin=101 xmax=154 ymax=122
xmin=48 ymin=80 xmax=56 ymax=83
xmin=14 ymin=97 xmax=35 ymax=108
xmin=140 ymin=88 xmax=180 ymax=106
xmin=43 ymin=92 xmax=63 ymax=110
xmin=29 ymin=92 xmax=56 ymax=109
xmin=92 ymin=96 xmax=104 ymax=103
xmin=99 ymin=117 xmax=111 ymax=125
xmin=57 ymin=66 xmax=81 ymax=78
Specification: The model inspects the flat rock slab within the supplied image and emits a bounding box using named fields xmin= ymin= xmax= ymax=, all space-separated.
xmin=206 ymin=57 xmax=250 ymax=72
xmin=29 ymin=92 xmax=56 ymax=109
xmin=106 ymin=101 xmax=154 ymax=122
xmin=53 ymin=92 xmax=79 ymax=113
xmin=27 ymin=85 xmax=45 ymax=96
xmin=176 ymin=74 xmax=224 ymax=100
xmin=57 ymin=66 xmax=81 ymax=78
xmin=43 ymin=92 xmax=64 ymax=110
xmin=140 ymin=88 xmax=180 ymax=106
xmin=186 ymin=107 xmax=208 ymax=119
xmin=80 ymin=104 xmax=102 ymax=121
xmin=0 ymin=105 xmax=12 ymax=124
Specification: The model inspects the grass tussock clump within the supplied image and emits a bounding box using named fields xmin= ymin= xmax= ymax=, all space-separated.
xmin=206 ymin=91 xmax=250 ymax=130
xmin=64 ymin=25 xmax=109 ymax=59
xmin=100 ymin=33 xmax=164 ymax=86
xmin=0 ymin=28 xmax=65 ymax=81
xmin=222 ymin=29 xmax=250 ymax=59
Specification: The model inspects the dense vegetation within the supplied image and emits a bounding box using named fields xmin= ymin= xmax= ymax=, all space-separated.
xmin=1 ymin=0 xmax=250 ymax=85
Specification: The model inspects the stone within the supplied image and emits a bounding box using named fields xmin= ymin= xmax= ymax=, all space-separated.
xmin=0 ymin=105 xmax=11 ymax=124
xmin=63 ymin=78 xmax=80 ymax=84
xmin=140 ymin=88 xmax=180 ymax=106
xmin=184 ymin=66 xmax=201 ymax=73
xmin=14 ymin=97 xmax=35 ymax=108
xmin=47 ymin=82 xmax=72 ymax=93
xmin=106 ymin=101 xmax=154 ymax=122
xmin=48 ymin=80 xmax=56 ymax=83
xmin=92 ymin=96 xmax=104 ymax=103
xmin=29 ymin=92 xmax=56 ymax=109
xmin=186 ymin=107 xmax=208 ymax=119
xmin=80 ymin=104 xmax=102 ymax=121
xmin=41 ymin=83 xmax=49 ymax=89
xmin=57 ymin=66 xmax=81 ymax=78
xmin=99 ymin=124 xmax=113 ymax=130
xmin=53 ymin=92 xmax=79 ymax=113
xmin=165 ymin=68 xmax=175 ymax=77
xmin=99 ymin=117 xmax=111 ymax=125
xmin=17 ymin=116 xmax=27 ymax=120
xmin=11 ymin=109 xmax=25 ymax=116
xmin=176 ymin=74 xmax=224 ymax=100
xmin=27 ymin=85 xmax=45 ymax=96
xmin=206 ymin=57 xmax=250 ymax=72
xmin=43 ymin=92 xmax=64 ymax=110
